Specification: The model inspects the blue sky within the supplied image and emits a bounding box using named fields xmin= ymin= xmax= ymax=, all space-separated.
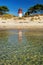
xmin=0 ymin=0 xmax=43 ymax=16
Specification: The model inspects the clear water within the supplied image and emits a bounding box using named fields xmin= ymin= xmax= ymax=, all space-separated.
xmin=0 ymin=29 xmax=43 ymax=65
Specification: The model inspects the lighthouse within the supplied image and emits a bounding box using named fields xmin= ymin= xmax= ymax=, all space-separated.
xmin=18 ymin=8 xmax=22 ymax=17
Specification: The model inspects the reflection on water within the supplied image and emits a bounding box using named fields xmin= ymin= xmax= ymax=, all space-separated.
xmin=0 ymin=29 xmax=43 ymax=65
xmin=18 ymin=30 xmax=22 ymax=42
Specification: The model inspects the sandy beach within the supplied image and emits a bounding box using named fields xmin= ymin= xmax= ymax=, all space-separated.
xmin=0 ymin=15 xmax=43 ymax=30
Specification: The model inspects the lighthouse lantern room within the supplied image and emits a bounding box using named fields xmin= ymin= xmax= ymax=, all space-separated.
xmin=18 ymin=8 xmax=22 ymax=17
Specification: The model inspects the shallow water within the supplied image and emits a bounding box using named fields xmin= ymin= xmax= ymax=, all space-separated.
xmin=0 ymin=29 xmax=43 ymax=65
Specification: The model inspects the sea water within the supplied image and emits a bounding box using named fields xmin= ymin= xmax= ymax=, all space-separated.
xmin=0 ymin=29 xmax=43 ymax=65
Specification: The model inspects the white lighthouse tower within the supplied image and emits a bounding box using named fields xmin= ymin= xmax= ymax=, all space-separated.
xmin=18 ymin=8 xmax=22 ymax=17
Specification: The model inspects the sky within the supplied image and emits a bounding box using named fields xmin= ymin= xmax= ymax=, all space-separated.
xmin=0 ymin=0 xmax=43 ymax=16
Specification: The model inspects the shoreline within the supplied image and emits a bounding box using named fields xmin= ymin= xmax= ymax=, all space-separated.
xmin=0 ymin=22 xmax=43 ymax=30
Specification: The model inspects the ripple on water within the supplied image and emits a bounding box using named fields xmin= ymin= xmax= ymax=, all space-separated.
xmin=0 ymin=30 xmax=43 ymax=65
